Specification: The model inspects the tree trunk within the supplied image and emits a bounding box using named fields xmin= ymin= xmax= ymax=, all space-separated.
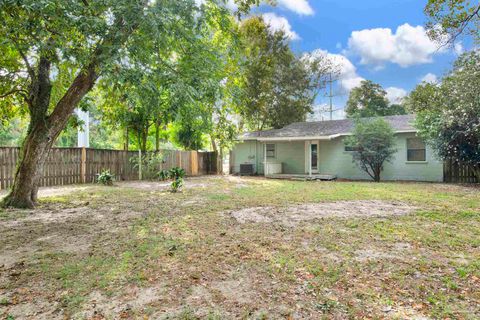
xmin=2 ymin=124 xmax=52 ymax=208
xmin=2 ymin=63 xmax=98 ymax=208
xmin=155 ymin=122 xmax=160 ymax=152
xmin=124 ymin=127 xmax=129 ymax=151
xmin=211 ymin=138 xmax=217 ymax=153
xmin=374 ymin=166 xmax=381 ymax=182
xmin=142 ymin=126 xmax=148 ymax=153
xmin=2 ymin=9 xmax=142 ymax=209
xmin=218 ymin=148 xmax=224 ymax=175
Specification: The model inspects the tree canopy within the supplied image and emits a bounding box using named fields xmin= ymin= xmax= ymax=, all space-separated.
xmin=238 ymin=16 xmax=334 ymax=130
xmin=0 ymin=0 xmax=259 ymax=208
xmin=425 ymin=0 xmax=480 ymax=45
xmin=407 ymin=51 xmax=480 ymax=180
xmin=345 ymin=80 xmax=406 ymax=118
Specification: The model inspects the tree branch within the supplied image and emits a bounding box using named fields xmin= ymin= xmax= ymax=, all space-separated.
xmin=13 ymin=42 xmax=35 ymax=79
xmin=442 ymin=4 xmax=480 ymax=47
xmin=47 ymin=2 xmax=147 ymax=135
xmin=0 ymin=89 xmax=28 ymax=99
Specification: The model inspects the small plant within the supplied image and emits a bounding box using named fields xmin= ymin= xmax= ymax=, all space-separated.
xmin=0 ymin=297 xmax=10 ymax=306
xmin=158 ymin=169 xmax=171 ymax=181
xmin=97 ymin=170 xmax=114 ymax=186
xmin=169 ymin=167 xmax=186 ymax=193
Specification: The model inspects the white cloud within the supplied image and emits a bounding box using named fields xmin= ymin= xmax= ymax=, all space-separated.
xmin=308 ymin=104 xmax=346 ymax=121
xmin=385 ymin=87 xmax=407 ymax=104
xmin=347 ymin=23 xmax=446 ymax=68
xmin=454 ymin=42 xmax=464 ymax=55
xmin=276 ymin=0 xmax=314 ymax=16
xmin=304 ymin=49 xmax=364 ymax=93
xmin=420 ymin=73 xmax=438 ymax=84
xmin=262 ymin=13 xmax=300 ymax=40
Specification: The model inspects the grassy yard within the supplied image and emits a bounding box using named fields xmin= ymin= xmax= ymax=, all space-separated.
xmin=0 ymin=177 xmax=479 ymax=319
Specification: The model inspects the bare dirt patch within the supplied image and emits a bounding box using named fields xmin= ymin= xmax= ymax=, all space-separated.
xmin=1 ymin=178 xmax=478 ymax=319
xmin=229 ymin=200 xmax=417 ymax=225
xmin=74 ymin=284 xmax=167 ymax=319
xmin=0 ymin=185 xmax=91 ymax=201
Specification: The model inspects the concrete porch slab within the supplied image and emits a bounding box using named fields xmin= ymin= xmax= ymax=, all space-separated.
xmin=266 ymin=174 xmax=337 ymax=181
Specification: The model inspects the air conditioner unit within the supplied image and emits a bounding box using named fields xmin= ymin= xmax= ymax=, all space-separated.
xmin=240 ymin=164 xmax=254 ymax=176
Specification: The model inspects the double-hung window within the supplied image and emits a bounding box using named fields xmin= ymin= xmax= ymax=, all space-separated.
xmin=407 ymin=138 xmax=426 ymax=162
xmin=266 ymin=144 xmax=276 ymax=158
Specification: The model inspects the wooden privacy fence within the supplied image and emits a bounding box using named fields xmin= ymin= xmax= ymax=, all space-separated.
xmin=0 ymin=147 xmax=218 ymax=190
xmin=443 ymin=159 xmax=479 ymax=183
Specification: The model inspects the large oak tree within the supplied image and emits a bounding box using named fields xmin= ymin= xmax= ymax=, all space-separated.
xmin=0 ymin=0 xmax=257 ymax=208
xmin=238 ymin=17 xmax=333 ymax=131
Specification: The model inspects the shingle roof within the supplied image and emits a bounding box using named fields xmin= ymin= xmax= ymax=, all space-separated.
xmin=240 ymin=114 xmax=416 ymax=140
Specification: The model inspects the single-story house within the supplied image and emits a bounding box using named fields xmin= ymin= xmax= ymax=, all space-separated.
xmin=230 ymin=114 xmax=444 ymax=182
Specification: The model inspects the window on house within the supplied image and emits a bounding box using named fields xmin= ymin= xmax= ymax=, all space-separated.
xmin=266 ymin=144 xmax=276 ymax=158
xmin=407 ymin=138 xmax=426 ymax=161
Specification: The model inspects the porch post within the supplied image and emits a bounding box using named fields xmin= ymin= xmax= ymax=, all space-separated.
xmin=264 ymin=142 xmax=267 ymax=176
xmin=308 ymin=140 xmax=312 ymax=177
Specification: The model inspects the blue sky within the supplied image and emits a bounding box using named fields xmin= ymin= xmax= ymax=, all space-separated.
xmin=247 ymin=0 xmax=467 ymax=120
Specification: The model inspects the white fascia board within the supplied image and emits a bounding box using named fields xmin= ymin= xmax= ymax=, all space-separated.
xmin=257 ymin=136 xmax=332 ymax=142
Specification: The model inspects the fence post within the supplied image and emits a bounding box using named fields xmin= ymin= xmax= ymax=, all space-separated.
xmin=81 ymin=147 xmax=87 ymax=184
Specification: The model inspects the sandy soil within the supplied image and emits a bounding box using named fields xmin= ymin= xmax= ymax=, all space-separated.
xmin=0 ymin=177 xmax=478 ymax=319
xmin=0 ymin=177 xmax=214 ymax=200
xmin=228 ymin=200 xmax=417 ymax=226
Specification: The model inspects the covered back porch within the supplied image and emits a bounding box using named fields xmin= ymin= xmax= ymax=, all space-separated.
xmin=260 ymin=138 xmax=337 ymax=180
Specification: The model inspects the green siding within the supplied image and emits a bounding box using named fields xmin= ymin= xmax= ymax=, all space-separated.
xmin=318 ymin=133 xmax=443 ymax=182
xmin=276 ymin=141 xmax=306 ymax=174
xmin=232 ymin=133 xmax=443 ymax=182
xmin=231 ymin=141 xmax=305 ymax=174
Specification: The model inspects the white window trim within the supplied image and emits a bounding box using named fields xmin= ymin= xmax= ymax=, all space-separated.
xmin=406 ymin=137 xmax=427 ymax=162
xmin=266 ymin=143 xmax=276 ymax=159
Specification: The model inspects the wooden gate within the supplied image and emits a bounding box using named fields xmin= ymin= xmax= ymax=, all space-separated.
xmin=443 ymin=159 xmax=479 ymax=183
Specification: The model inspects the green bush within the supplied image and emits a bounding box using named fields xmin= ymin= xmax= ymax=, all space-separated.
xmin=169 ymin=167 xmax=186 ymax=193
xmin=158 ymin=169 xmax=171 ymax=181
xmin=97 ymin=170 xmax=115 ymax=186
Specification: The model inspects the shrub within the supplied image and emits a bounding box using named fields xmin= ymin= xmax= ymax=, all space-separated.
xmin=344 ymin=118 xmax=397 ymax=182
xmin=158 ymin=169 xmax=171 ymax=181
xmin=97 ymin=170 xmax=115 ymax=186
xmin=169 ymin=167 xmax=186 ymax=193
